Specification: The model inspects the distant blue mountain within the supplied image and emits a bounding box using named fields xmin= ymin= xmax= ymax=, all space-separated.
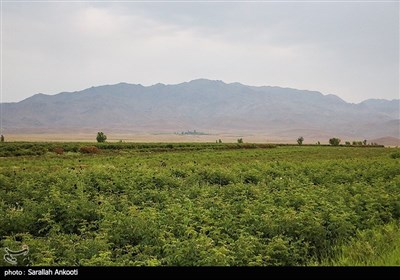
xmin=2 ymin=79 xmax=399 ymax=139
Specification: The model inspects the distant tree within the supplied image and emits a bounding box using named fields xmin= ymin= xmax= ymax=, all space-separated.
xmin=0 ymin=135 xmax=4 ymax=142
xmin=363 ymin=139 xmax=367 ymax=146
xmin=96 ymin=132 xmax=107 ymax=143
xmin=237 ymin=138 xmax=243 ymax=144
xmin=352 ymin=141 xmax=363 ymax=146
xmin=297 ymin=136 xmax=304 ymax=145
xmin=317 ymin=141 xmax=320 ymax=145
xmin=329 ymin=138 xmax=341 ymax=146
xmin=345 ymin=141 xmax=351 ymax=146
xmin=218 ymin=139 xmax=222 ymax=143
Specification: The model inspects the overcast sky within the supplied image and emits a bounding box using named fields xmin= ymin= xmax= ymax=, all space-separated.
xmin=1 ymin=1 xmax=399 ymax=103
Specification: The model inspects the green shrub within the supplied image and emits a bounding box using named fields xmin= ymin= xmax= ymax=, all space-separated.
xmin=390 ymin=152 xmax=400 ymax=159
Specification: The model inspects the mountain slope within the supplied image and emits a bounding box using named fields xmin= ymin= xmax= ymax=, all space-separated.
xmin=2 ymin=79 xmax=399 ymax=140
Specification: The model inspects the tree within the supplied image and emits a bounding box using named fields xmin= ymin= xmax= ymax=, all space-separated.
xmin=218 ymin=139 xmax=222 ymax=143
xmin=297 ymin=136 xmax=304 ymax=145
xmin=0 ymin=135 xmax=4 ymax=142
xmin=363 ymin=139 xmax=367 ymax=146
xmin=329 ymin=138 xmax=341 ymax=146
xmin=96 ymin=132 xmax=107 ymax=143
xmin=345 ymin=141 xmax=351 ymax=146
xmin=237 ymin=138 xmax=243 ymax=144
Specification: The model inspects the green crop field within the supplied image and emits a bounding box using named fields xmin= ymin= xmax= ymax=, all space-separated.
xmin=1 ymin=142 xmax=399 ymax=266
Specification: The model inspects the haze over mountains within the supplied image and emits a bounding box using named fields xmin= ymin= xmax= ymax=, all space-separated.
xmin=2 ymin=79 xmax=399 ymax=142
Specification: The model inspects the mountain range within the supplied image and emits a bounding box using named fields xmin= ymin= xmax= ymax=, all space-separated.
xmin=2 ymin=79 xmax=399 ymax=141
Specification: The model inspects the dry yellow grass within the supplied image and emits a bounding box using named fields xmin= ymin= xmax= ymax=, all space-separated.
xmin=5 ymin=133 xmax=296 ymax=144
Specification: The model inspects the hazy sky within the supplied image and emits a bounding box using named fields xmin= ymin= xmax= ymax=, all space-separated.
xmin=1 ymin=1 xmax=399 ymax=103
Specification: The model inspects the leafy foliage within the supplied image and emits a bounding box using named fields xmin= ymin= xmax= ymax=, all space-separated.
xmin=96 ymin=132 xmax=107 ymax=143
xmin=329 ymin=138 xmax=341 ymax=146
xmin=297 ymin=137 xmax=304 ymax=145
xmin=320 ymin=223 xmax=400 ymax=266
xmin=0 ymin=145 xmax=399 ymax=266
xmin=390 ymin=152 xmax=400 ymax=159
